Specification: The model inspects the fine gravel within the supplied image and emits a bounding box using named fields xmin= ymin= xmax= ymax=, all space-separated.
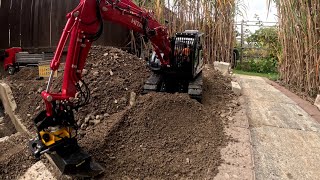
xmin=76 ymin=65 xmax=236 ymax=179
xmin=1 ymin=45 xmax=236 ymax=179
xmin=0 ymin=133 xmax=37 ymax=179
xmin=80 ymin=92 xmax=228 ymax=179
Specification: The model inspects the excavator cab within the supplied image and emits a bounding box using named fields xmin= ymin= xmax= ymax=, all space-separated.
xmin=171 ymin=30 xmax=204 ymax=79
xmin=148 ymin=30 xmax=204 ymax=77
xmin=144 ymin=30 xmax=204 ymax=101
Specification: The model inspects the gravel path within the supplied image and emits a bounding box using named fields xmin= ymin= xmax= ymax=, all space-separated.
xmin=238 ymin=75 xmax=320 ymax=179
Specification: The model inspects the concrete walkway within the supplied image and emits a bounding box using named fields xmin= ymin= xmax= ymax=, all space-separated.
xmin=238 ymin=75 xmax=320 ymax=180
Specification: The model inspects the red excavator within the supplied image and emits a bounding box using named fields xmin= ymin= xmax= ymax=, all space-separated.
xmin=29 ymin=0 xmax=204 ymax=177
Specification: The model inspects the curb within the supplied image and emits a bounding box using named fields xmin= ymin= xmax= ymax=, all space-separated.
xmin=213 ymin=61 xmax=231 ymax=76
xmin=0 ymin=81 xmax=57 ymax=179
xmin=235 ymin=78 xmax=256 ymax=180
xmin=231 ymin=81 xmax=242 ymax=96
xmin=0 ymin=81 xmax=29 ymax=135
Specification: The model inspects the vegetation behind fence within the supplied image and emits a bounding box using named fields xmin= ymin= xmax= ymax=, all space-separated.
xmin=135 ymin=0 xmax=236 ymax=64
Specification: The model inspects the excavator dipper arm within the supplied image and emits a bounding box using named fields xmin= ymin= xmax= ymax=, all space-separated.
xmin=29 ymin=0 xmax=171 ymax=177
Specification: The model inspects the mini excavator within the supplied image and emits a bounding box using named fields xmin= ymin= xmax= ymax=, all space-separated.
xmin=29 ymin=0 xmax=204 ymax=177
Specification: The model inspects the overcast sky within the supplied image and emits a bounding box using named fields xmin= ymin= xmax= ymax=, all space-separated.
xmin=236 ymin=0 xmax=278 ymax=22
xmin=235 ymin=0 xmax=278 ymax=33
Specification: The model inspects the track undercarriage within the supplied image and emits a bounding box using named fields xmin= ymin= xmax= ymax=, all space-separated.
xmin=143 ymin=72 xmax=203 ymax=102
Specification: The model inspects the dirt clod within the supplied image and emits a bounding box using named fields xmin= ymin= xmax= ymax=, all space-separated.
xmin=0 ymin=133 xmax=37 ymax=179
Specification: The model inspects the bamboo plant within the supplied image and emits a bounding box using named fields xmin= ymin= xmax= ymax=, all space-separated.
xmin=132 ymin=0 xmax=237 ymax=64
xmin=271 ymin=0 xmax=320 ymax=98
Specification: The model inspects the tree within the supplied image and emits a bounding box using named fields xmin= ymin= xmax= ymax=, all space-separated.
xmin=246 ymin=27 xmax=280 ymax=59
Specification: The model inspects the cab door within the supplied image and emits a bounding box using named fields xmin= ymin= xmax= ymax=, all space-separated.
xmin=194 ymin=36 xmax=204 ymax=76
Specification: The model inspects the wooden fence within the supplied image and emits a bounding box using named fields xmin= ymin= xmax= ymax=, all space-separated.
xmin=0 ymin=0 xmax=130 ymax=51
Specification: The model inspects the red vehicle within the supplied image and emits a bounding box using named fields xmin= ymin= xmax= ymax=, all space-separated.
xmin=0 ymin=47 xmax=22 ymax=75
xmin=0 ymin=47 xmax=54 ymax=75
xmin=28 ymin=0 xmax=204 ymax=177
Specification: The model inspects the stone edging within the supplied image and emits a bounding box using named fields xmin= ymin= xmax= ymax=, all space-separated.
xmin=0 ymin=81 xmax=29 ymax=135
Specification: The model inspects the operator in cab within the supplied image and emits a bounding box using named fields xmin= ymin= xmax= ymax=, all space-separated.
xmin=182 ymin=44 xmax=191 ymax=62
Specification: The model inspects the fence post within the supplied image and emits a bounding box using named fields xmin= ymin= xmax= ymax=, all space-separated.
xmin=33 ymin=0 xmax=39 ymax=49
xmin=240 ymin=20 xmax=244 ymax=64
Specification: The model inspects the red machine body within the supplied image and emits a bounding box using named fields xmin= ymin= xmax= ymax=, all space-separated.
xmin=42 ymin=0 xmax=171 ymax=117
xmin=2 ymin=47 xmax=22 ymax=70
xmin=29 ymin=0 xmax=177 ymax=177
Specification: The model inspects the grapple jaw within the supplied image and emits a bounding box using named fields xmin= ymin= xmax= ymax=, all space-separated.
xmin=29 ymin=110 xmax=104 ymax=177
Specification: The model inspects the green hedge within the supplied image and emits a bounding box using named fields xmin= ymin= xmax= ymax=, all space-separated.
xmin=236 ymin=58 xmax=278 ymax=73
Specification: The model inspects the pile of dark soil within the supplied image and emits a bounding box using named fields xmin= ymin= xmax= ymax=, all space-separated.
xmin=0 ymin=103 xmax=16 ymax=138
xmin=202 ymin=65 xmax=235 ymax=110
xmin=4 ymin=67 xmax=39 ymax=81
xmin=3 ymin=47 xmax=236 ymax=179
xmin=75 ymin=65 xmax=236 ymax=179
xmin=0 ymin=46 xmax=150 ymax=178
xmin=80 ymin=92 xmax=227 ymax=179
xmin=0 ymin=133 xmax=37 ymax=179
xmin=5 ymin=46 xmax=149 ymax=132
xmin=6 ymin=78 xmax=45 ymax=131
xmin=76 ymin=46 xmax=149 ymax=131
xmin=0 ymin=115 xmax=17 ymax=138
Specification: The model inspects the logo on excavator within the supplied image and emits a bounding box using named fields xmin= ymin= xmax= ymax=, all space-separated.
xmin=131 ymin=18 xmax=143 ymax=29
